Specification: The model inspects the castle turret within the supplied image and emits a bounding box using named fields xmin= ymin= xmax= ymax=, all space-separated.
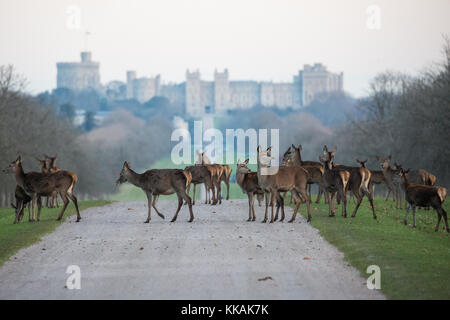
xmin=214 ymin=69 xmax=230 ymax=113
xmin=56 ymin=51 xmax=100 ymax=91
xmin=185 ymin=69 xmax=202 ymax=116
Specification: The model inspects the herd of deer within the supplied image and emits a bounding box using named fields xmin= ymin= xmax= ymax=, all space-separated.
xmin=2 ymin=144 xmax=448 ymax=233
xmin=2 ymin=155 xmax=80 ymax=224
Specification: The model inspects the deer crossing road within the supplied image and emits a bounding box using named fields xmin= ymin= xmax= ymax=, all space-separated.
xmin=0 ymin=200 xmax=384 ymax=299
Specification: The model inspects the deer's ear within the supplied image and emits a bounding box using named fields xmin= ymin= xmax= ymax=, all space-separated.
xmin=257 ymin=146 xmax=261 ymax=152
xmin=266 ymin=146 xmax=272 ymax=152
xmin=291 ymin=144 xmax=296 ymax=149
xmin=35 ymin=157 xmax=41 ymax=163
xmin=356 ymin=158 xmax=360 ymax=163
xmin=244 ymin=159 xmax=249 ymax=165
xmin=123 ymin=161 xmax=129 ymax=168
xmin=237 ymin=159 xmax=241 ymax=165
xmin=323 ymin=145 xmax=328 ymax=152
xmin=331 ymin=146 xmax=337 ymax=155
xmin=55 ymin=154 xmax=58 ymax=159
xmin=16 ymin=155 xmax=22 ymax=163
xmin=298 ymin=144 xmax=302 ymax=150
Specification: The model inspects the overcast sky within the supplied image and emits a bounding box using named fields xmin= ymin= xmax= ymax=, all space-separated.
xmin=1 ymin=0 xmax=449 ymax=97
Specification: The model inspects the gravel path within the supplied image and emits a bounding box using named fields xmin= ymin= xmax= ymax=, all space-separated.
xmin=0 ymin=200 xmax=384 ymax=299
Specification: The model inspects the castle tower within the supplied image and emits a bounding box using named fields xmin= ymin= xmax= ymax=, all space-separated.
xmin=126 ymin=70 xmax=136 ymax=99
xmin=214 ymin=69 xmax=230 ymax=113
xmin=185 ymin=69 xmax=202 ymax=116
xmin=56 ymin=51 xmax=100 ymax=91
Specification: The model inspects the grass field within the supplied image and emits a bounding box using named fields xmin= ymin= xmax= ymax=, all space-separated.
xmin=292 ymin=196 xmax=450 ymax=300
xmin=0 ymin=200 xmax=112 ymax=266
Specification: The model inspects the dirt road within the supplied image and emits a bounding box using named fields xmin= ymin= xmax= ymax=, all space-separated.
xmin=0 ymin=200 xmax=384 ymax=299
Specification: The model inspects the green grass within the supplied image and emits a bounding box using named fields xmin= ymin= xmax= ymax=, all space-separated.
xmin=0 ymin=200 xmax=112 ymax=266
xmin=292 ymin=196 xmax=450 ymax=300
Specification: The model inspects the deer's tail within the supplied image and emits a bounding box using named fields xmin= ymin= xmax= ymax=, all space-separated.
xmin=437 ymin=187 xmax=447 ymax=204
xmin=66 ymin=171 xmax=78 ymax=194
xmin=183 ymin=171 xmax=192 ymax=188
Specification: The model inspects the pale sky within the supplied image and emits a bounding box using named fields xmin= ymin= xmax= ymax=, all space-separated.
xmin=1 ymin=0 xmax=449 ymax=97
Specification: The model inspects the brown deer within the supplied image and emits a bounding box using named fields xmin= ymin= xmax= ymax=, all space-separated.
xmin=3 ymin=156 xmax=81 ymax=222
xmin=319 ymin=149 xmax=350 ymax=217
xmin=324 ymin=146 xmax=376 ymax=219
xmin=284 ymin=145 xmax=325 ymax=204
xmin=10 ymin=185 xmax=32 ymax=224
xmin=220 ymin=164 xmax=232 ymax=200
xmin=356 ymin=159 xmax=385 ymax=198
xmin=257 ymin=146 xmax=311 ymax=223
xmin=184 ymin=165 xmax=215 ymax=204
xmin=35 ymin=157 xmax=58 ymax=208
xmin=398 ymin=168 xmax=448 ymax=233
xmin=116 ymin=161 xmax=194 ymax=223
xmin=236 ymin=159 xmax=267 ymax=221
xmin=376 ymin=156 xmax=404 ymax=209
xmin=45 ymin=154 xmax=62 ymax=208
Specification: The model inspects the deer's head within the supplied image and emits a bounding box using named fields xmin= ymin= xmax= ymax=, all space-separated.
xmin=257 ymin=146 xmax=274 ymax=167
xmin=44 ymin=154 xmax=58 ymax=169
xmin=3 ymin=156 xmax=22 ymax=174
xmin=376 ymin=155 xmax=391 ymax=169
xmin=116 ymin=161 xmax=131 ymax=187
xmin=35 ymin=157 xmax=48 ymax=172
xmin=236 ymin=159 xmax=251 ymax=174
xmin=356 ymin=159 xmax=367 ymax=168
xmin=322 ymin=145 xmax=337 ymax=170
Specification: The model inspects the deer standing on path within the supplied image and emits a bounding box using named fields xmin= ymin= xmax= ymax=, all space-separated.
xmin=257 ymin=146 xmax=311 ymax=223
xmin=325 ymin=146 xmax=376 ymax=219
xmin=3 ymin=156 xmax=81 ymax=222
xmin=236 ymin=159 xmax=266 ymax=221
xmin=184 ymin=165 xmax=215 ymax=204
xmin=398 ymin=168 xmax=448 ymax=233
xmin=116 ymin=161 xmax=194 ymax=223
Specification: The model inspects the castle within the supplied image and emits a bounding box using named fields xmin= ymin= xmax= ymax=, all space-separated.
xmin=57 ymin=52 xmax=343 ymax=116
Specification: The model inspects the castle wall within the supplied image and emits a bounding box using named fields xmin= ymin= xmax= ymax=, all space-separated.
xmin=56 ymin=52 xmax=100 ymax=91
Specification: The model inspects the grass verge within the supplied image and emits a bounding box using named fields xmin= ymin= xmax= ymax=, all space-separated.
xmin=292 ymin=196 xmax=450 ymax=299
xmin=0 ymin=200 xmax=112 ymax=266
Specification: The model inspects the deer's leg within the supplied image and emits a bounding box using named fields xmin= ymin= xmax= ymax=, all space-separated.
xmin=270 ymin=191 xmax=276 ymax=223
xmin=247 ymin=193 xmax=253 ymax=222
xmin=226 ymin=179 xmax=230 ymax=200
xmin=192 ymin=184 xmax=196 ymax=205
xmin=262 ymin=192 xmax=269 ymax=223
xmin=181 ymin=189 xmax=194 ymax=222
xmin=404 ymin=204 xmax=410 ymax=225
xmin=350 ymin=190 xmax=363 ymax=218
xmin=211 ymin=177 xmax=217 ymax=205
xmin=434 ymin=208 xmax=442 ymax=232
xmin=36 ymin=196 xmax=42 ymax=221
xmin=144 ymin=192 xmax=153 ymax=223
xmin=363 ymin=187 xmax=377 ymax=219
xmin=279 ymin=193 xmax=285 ymax=222
xmin=412 ymin=205 xmax=417 ymax=228
xmin=340 ymin=187 xmax=347 ymax=218
xmin=251 ymin=193 xmax=257 ymax=221
xmin=326 ymin=190 xmax=333 ymax=217
xmin=384 ymin=188 xmax=391 ymax=201
xmin=216 ymin=180 xmax=222 ymax=205
xmin=315 ymin=184 xmax=322 ymax=204
xmin=30 ymin=195 xmax=37 ymax=222
xmin=66 ymin=190 xmax=81 ymax=222
xmin=152 ymin=195 xmax=165 ymax=220
xmin=171 ymin=195 xmax=183 ymax=222
xmin=438 ymin=208 xmax=449 ymax=233
xmin=56 ymin=192 xmax=70 ymax=221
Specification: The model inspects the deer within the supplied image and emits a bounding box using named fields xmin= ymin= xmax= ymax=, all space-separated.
xmin=44 ymin=154 xmax=62 ymax=208
xmin=235 ymin=159 xmax=267 ymax=221
xmin=184 ymin=165 xmax=215 ymax=205
xmin=220 ymin=164 xmax=232 ymax=200
xmin=10 ymin=185 xmax=32 ymax=224
xmin=284 ymin=145 xmax=325 ymax=204
xmin=257 ymin=146 xmax=311 ymax=223
xmin=356 ymin=159 xmax=385 ymax=199
xmin=376 ymin=156 xmax=404 ymax=209
xmin=196 ymin=150 xmax=225 ymax=204
xmin=116 ymin=161 xmax=194 ymax=223
xmin=318 ymin=150 xmax=349 ymax=217
xmin=3 ymin=156 xmax=81 ymax=222
xmin=35 ymin=157 xmax=59 ymax=209
xmin=398 ymin=167 xmax=448 ymax=233
xmin=324 ymin=146 xmax=376 ymax=219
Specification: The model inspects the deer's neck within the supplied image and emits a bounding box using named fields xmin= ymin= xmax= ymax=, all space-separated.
xmin=236 ymin=170 xmax=246 ymax=188
xmin=125 ymin=168 xmax=143 ymax=188
xmin=292 ymin=149 xmax=302 ymax=166
xmin=15 ymin=164 xmax=26 ymax=188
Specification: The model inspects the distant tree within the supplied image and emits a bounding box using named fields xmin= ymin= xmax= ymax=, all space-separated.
xmin=83 ymin=111 xmax=97 ymax=131
xmin=143 ymin=96 xmax=171 ymax=109
xmin=60 ymin=103 xmax=76 ymax=120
